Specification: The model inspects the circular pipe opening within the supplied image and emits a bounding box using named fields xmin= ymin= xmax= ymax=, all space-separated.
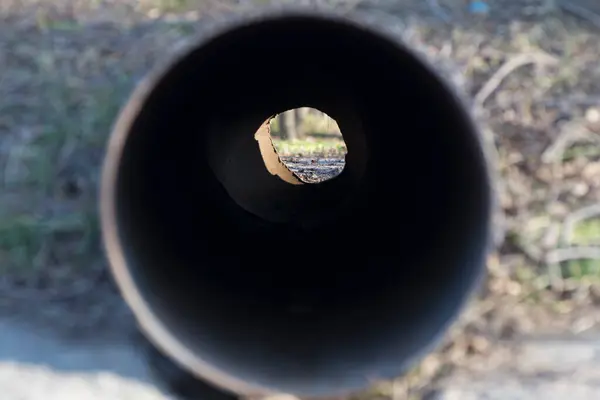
xmin=102 ymin=10 xmax=491 ymax=398
xmin=269 ymin=108 xmax=347 ymax=184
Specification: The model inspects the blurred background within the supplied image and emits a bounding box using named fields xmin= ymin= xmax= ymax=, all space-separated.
xmin=1 ymin=0 xmax=600 ymax=399
xmin=270 ymin=108 xmax=347 ymax=183
xmin=270 ymin=107 xmax=346 ymax=157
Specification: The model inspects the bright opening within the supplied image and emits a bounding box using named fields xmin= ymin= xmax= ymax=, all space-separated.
xmin=268 ymin=107 xmax=347 ymax=184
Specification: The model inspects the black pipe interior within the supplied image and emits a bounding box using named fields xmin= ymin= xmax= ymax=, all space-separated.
xmin=110 ymin=14 xmax=491 ymax=397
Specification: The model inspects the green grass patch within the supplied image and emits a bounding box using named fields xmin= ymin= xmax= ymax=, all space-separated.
xmin=0 ymin=53 xmax=131 ymax=273
xmin=0 ymin=212 xmax=96 ymax=272
xmin=270 ymin=112 xmax=342 ymax=136
xmin=562 ymin=218 xmax=600 ymax=281
xmin=572 ymin=218 xmax=600 ymax=246
xmin=563 ymin=260 xmax=600 ymax=282
xmin=26 ymin=74 xmax=131 ymax=193
xmin=272 ymin=139 xmax=347 ymax=157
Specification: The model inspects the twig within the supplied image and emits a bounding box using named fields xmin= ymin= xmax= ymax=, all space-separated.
xmin=472 ymin=53 xmax=558 ymax=248
xmin=541 ymin=121 xmax=600 ymax=164
xmin=559 ymin=1 xmax=600 ymax=29
xmin=480 ymin=126 xmax=508 ymax=248
xmin=561 ymin=203 xmax=600 ymax=244
xmin=473 ymin=52 xmax=558 ymax=114
xmin=545 ymin=246 xmax=600 ymax=264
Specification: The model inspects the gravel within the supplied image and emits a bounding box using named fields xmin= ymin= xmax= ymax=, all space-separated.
xmin=281 ymin=157 xmax=345 ymax=183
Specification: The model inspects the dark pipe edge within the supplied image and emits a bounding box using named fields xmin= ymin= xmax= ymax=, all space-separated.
xmin=101 ymin=6 xmax=493 ymax=399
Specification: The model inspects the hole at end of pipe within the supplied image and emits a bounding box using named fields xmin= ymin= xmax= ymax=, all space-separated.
xmin=258 ymin=107 xmax=347 ymax=184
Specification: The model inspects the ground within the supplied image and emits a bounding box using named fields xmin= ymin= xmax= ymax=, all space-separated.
xmin=1 ymin=0 xmax=600 ymax=399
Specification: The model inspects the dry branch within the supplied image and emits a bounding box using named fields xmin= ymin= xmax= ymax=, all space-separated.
xmin=473 ymin=52 xmax=558 ymax=114
xmin=542 ymin=122 xmax=600 ymax=164
xmin=545 ymin=246 xmax=600 ymax=264
xmin=471 ymin=52 xmax=559 ymax=248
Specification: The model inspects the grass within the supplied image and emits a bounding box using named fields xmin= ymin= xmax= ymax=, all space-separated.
xmin=0 ymin=31 xmax=348 ymax=274
xmin=572 ymin=218 xmax=600 ymax=246
xmin=270 ymin=109 xmax=343 ymax=136
xmin=0 ymin=212 xmax=96 ymax=273
xmin=563 ymin=218 xmax=600 ymax=280
xmin=0 ymin=42 xmax=348 ymax=273
xmin=273 ymin=138 xmax=347 ymax=157
xmin=270 ymin=108 xmax=347 ymax=157
xmin=0 ymin=27 xmax=133 ymax=273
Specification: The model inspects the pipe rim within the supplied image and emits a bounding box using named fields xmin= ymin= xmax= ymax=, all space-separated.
xmin=100 ymin=6 xmax=492 ymax=397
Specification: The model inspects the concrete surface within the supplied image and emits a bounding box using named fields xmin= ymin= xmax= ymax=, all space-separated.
xmin=0 ymin=317 xmax=174 ymax=399
xmin=2 ymin=315 xmax=600 ymax=399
